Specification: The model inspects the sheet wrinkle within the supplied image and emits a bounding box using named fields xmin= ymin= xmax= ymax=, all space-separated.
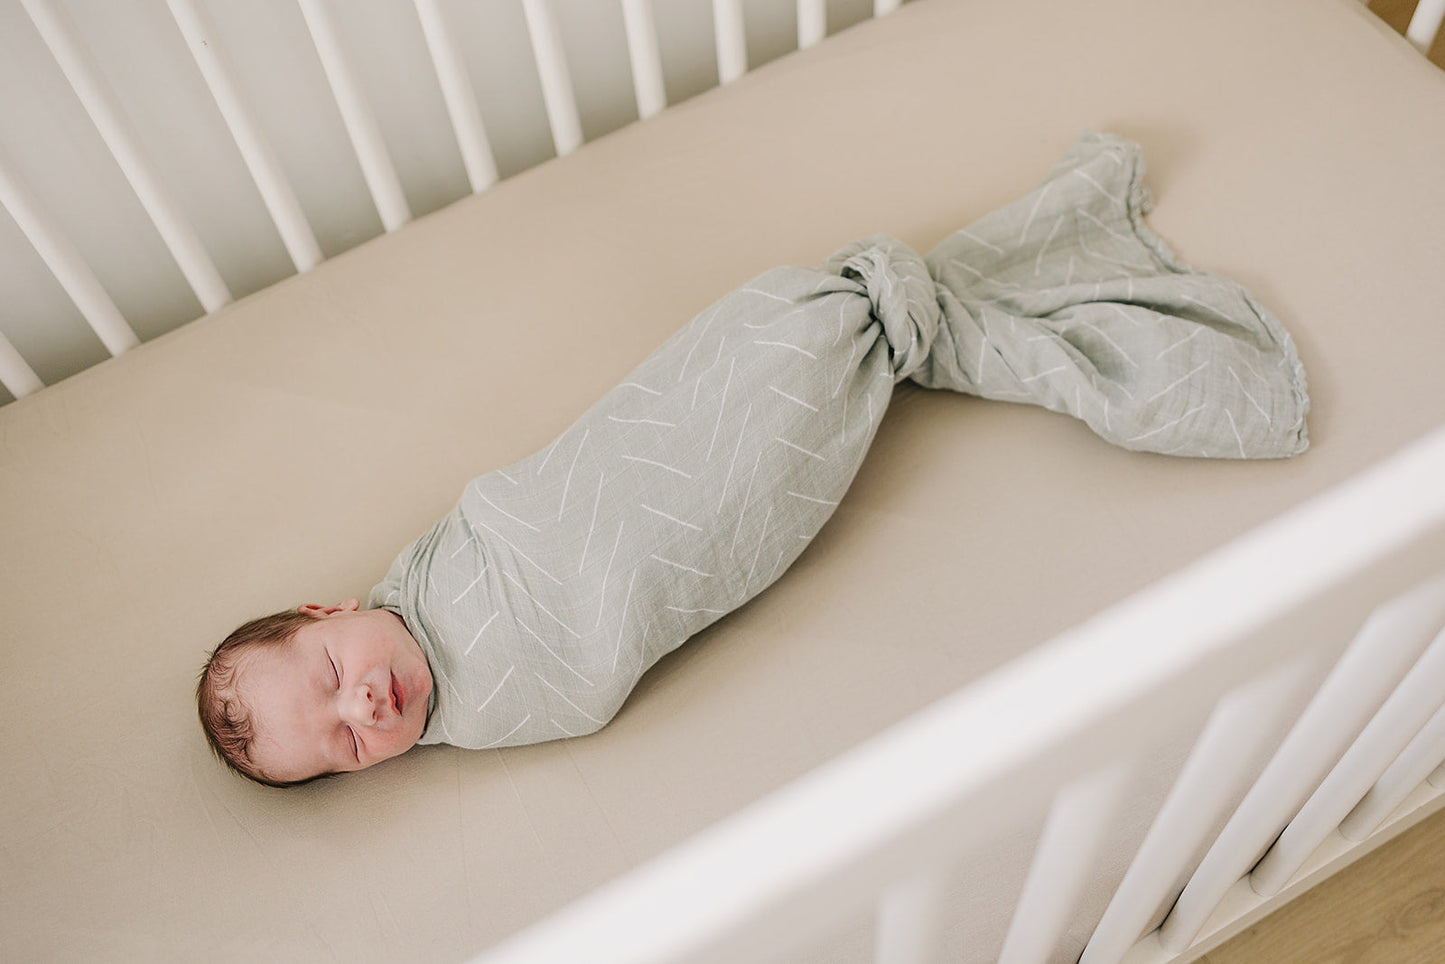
xmin=496 ymin=751 xmax=564 ymax=895
xmin=563 ymin=742 xmax=632 ymax=862
xmin=371 ymin=131 xmax=1310 ymax=752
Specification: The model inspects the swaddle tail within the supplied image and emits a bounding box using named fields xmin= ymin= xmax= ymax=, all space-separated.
xmin=915 ymin=131 xmax=1309 ymax=459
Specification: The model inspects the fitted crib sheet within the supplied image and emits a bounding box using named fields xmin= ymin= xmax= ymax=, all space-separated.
xmin=3 ymin=0 xmax=1444 ymax=959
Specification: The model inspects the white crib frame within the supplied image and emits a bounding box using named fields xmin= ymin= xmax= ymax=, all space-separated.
xmin=0 ymin=0 xmax=902 ymax=401
xmin=6 ymin=3 xmax=1445 ymax=961
xmin=475 ymin=426 xmax=1445 ymax=963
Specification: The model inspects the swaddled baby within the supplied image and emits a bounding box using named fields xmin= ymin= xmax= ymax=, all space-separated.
xmin=197 ymin=133 xmax=1309 ymax=787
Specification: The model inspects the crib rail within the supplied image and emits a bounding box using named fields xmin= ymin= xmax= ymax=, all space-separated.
xmin=474 ymin=424 xmax=1445 ymax=964
xmin=0 ymin=0 xmax=907 ymax=403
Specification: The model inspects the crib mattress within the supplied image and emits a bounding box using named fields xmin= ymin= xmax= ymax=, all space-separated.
xmin=4 ymin=0 xmax=1444 ymax=959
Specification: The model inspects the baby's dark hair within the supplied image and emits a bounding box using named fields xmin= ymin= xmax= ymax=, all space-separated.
xmin=197 ymin=608 xmax=329 ymax=789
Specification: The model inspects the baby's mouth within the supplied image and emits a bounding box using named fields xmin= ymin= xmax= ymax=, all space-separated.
xmin=391 ymin=674 xmax=403 ymax=716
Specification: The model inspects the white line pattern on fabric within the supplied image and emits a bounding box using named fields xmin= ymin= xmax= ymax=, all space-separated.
xmin=651 ymin=555 xmax=714 ymax=577
xmin=1229 ymin=366 xmax=1271 ymax=422
xmin=557 ymin=427 xmax=589 ymax=521
xmin=480 ymin=714 xmax=529 ymax=747
xmin=787 ymin=491 xmax=839 ymax=506
xmin=503 ymin=570 xmax=581 ymax=638
xmin=537 ymin=673 xmax=604 ymax=725
xmin=612 ymin=569 xmax=638 ymax=672
xmin=1144 ymin=361 xmax=1209 ymax=405
xmin=1225 ymin=408 xmax=1246 ymax=458
xmin=769 ymin=385 xmax=819 ymax=411
xmin=1156 ymin=328 xmax=1202 ymax=361
xmin=465 ymin=611 xmax=500 ymax=656
xmin=476 ymin=520 xmax=562 ymax=585
xmin=476 ymin=664 xmax=513 ymax=711
xmin=453 ymin=564 xmax=489 ymax=604
xmin=517 ymin=617 xmax=592 ymax=686
xmin=707 ymin=357 xmax=736 ymax=461
xmin=595 ymin=519 xmax=624 ymax=630
xmin=776 ymin=437 xmax=825 ymax=461
xmin=719 ymin=402 xmax=752 ymax=513
xmin=640 ymin=504 xmax=702 ymax=531
xmin=579 ymin=472 xmax=604 ymax=575
xmin=1127 ymin=403 xmax=1208 ymax=443
xmin=755 ymin=340 xmax=818 ymax=360
xmin=607 ymin=415 xmax=677 ymax=427
xmin=474 ymin=487 xmax=540 ymax=532
xmin=621 ymin=455 xmax=693 ymax=478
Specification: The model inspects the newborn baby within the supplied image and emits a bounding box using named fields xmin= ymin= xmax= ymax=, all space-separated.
xmin=197 ymin=133 xmax=1309 ymax=787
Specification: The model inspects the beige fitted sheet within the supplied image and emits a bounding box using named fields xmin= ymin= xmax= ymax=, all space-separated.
xmin=3 ymin=0 xmax=1444 ymax=959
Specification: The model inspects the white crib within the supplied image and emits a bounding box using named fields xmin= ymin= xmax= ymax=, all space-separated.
xmin=3 ymin=1 xmax=1444 ymax=962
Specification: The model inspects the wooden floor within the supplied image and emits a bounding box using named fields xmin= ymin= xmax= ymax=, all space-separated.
xmin=1196 ymin=6 xmax=1445 ymax=961
xmin=1200 ymin=806 xmax=1445 ymax=962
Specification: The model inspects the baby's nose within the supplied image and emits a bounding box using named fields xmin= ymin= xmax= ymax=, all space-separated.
xmin=344 ymin=683 xmax=380 ymax=725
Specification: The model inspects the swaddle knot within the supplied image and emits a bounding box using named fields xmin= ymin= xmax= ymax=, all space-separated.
xmin=822 ymin=234 xmax=941 ymax=382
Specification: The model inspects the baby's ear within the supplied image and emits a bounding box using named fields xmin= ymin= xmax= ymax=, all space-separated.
xmin=297 ymin=599 xmax=360 ymax=617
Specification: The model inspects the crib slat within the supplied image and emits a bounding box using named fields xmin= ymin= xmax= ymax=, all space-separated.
xmin=620 ymin=0 xmax=667 ymax=120
xmin=1408 ymin=0 xmax=1445 ymax=53
xmin=296 ymin=0 xmax=411 ymax=232
xmin=713 ymin=0 xmax=747 ymax=84
xmin=1340 ymin=696 xmax=1445 ymax=840
xmin=875 ymin=0 xmax=903 ymax=14
xmin=997 ymin=761 xmax=1132 ymax=964
xmin=798 ymin=0 xmax=827 ymax=49
xmin=166 ymin=0 xmax=322 ymax=273
xmin=521 ymin=0 xmax=584 ymax=158
xmin=1250 ymin=620 xmax=1445 ymax=896
xmin=413 ymin=0 xmax=499 ymax=193
xmin=0 ymin=150 xmax=139 ymax=358
xmin=20 ymin=0 xmax=232 ymax=313
xmin=1159 ymin=573 xmax=1445 ymax=950
xmin=1080 ymin=659 xmax=1309 ymax=964
xmin=875 ymin=870 xmax=948 ymax=964
xmin=0 ymin=330 xmax=44 ymax=399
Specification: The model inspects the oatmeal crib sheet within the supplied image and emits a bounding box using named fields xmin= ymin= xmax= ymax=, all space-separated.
xmin=374 ymin=132 xmax=1307 ymax=751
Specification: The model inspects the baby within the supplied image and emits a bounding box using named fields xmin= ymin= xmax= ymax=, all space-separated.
xmin=198 ymin=601 xmax=434 ymax=786
xmin=197 ymin=133 xmax=1309 ymax=788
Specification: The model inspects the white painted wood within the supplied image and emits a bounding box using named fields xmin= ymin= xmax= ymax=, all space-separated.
xmin=1408 ymin=0 xmax=1445 ymax=53
xmin=414 ymin=0 xmax=499 ymax=193
xmin=296 ymin=0 xmax=412 ymax=232
xmin=999 ymin=762 xmax=1133 ymax=964
xmin=1125 ymin=780 xmax=1445 ymax=964
xmin=1341 ymin=697 xmax=1445 ymax=839
xmin=1158 ymin=571 xmax=1445 ymax=950
xmin=875 ymin=0 xmax=902 ymax=14
xmin=620 ymin=0 xmax=667 ymax=120
xmin=876 ymin=870 xmax=949 ymax=964
xmin=521 ymin=0 xmax=584 ymax=158
xmin=0 ymin=150 xmax=138 ymax=357
xmin=20 ymin=0 xmax=232 ymax=313
xmin=1251 ymin=620 xmax=1445 ymax=896
xmin=713 ymin=0 xmax=747 ymax=84
xmin=0 ymin=330 xmax=44 ymax=399
xmin=798 ymin=0 xmax=827 ymax=49
xmin=473 ymin=429 xmax=1445 ymax=964
xmin=166 ymin=0 xmax=322 ymax=273
xmin=1081 ymin=660 xmax=1310 ymax=964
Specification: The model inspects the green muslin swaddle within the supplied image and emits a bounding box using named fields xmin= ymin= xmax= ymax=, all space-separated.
xmin=369 ymin=132 xmax=1309 ymax=749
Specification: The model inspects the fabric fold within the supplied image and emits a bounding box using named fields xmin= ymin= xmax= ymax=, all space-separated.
xmin=915 ymin=130 xmax=1309 ymax=458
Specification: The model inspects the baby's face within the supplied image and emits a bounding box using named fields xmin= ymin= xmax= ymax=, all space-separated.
xmin=238 ymin=600 xmax=433 ymax=783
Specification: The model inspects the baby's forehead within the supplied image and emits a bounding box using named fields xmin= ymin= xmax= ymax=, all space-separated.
xmin=230 ymin=634 xmax=309 ymax=703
